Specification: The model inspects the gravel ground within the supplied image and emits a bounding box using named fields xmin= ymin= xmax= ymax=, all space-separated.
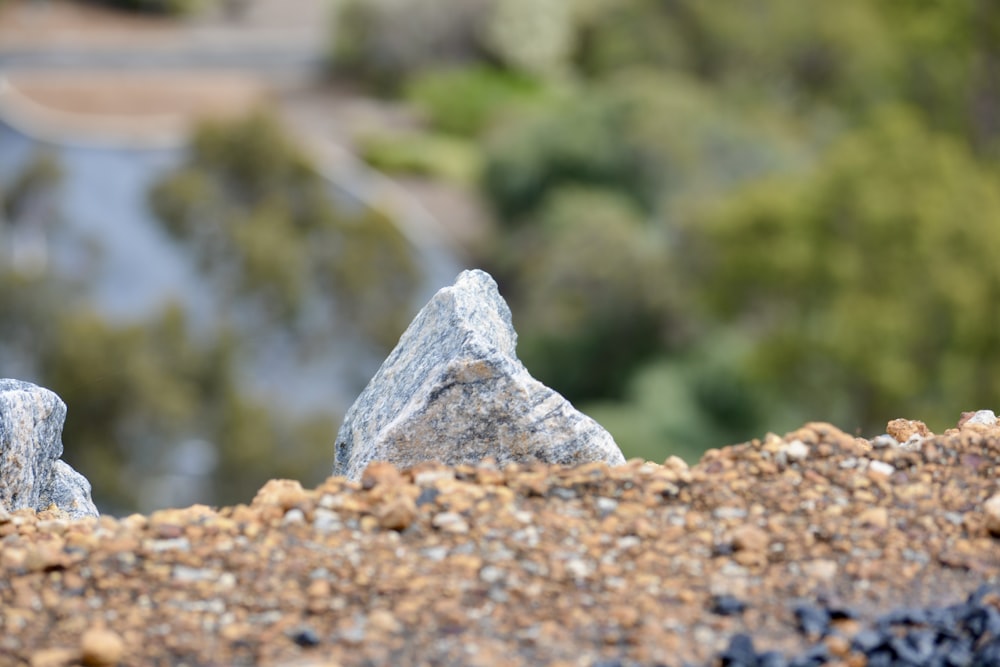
xmin=2 ymin=418 xmax=999 ymax=667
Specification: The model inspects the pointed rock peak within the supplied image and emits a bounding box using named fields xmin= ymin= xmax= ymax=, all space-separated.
xmin=333 ymin=269 xmax=625 ymax=480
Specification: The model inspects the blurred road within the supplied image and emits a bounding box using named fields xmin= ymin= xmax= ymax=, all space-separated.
xmin=0 ymin=0 xmax=328 ymax=76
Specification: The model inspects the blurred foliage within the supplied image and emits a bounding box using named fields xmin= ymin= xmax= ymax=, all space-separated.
xmin=482 ymin=0 xmax=576 ymax=77
xmin=584 ymin=332 xmax=780 ymax=463
xmin=330 ymin=0 xmax=600 ymax=91
xmin=0 ymin=150 xmax=338 ymax=512
xmin=1 ymin=151 xmax=62 ymax=222
xmin=358 ymin=131 xmax=481 ymax=185
xmin=496 ymin=187 xmax=669 ymax=401
xmin=687 ymin=107 xmax=1000 ymax=432
xmin=482 ymin=92 xmax=653 ymax=221
xmin=38 ymin=305 xmax=337 ymax=511
xmin=404 ymin=66 xmax=548 ymax=137
xmin=79 ymin=0 xmax=205 ymax=16
xmin=149 ymin=109 xmax=422 ymax=350
xmin=332 ymin=0 xmax=1000 ymax=461
xmin=330 ymin=0 xmax=492 ymax=92
xmin=0 ymin=112 xmax=424 ymax=513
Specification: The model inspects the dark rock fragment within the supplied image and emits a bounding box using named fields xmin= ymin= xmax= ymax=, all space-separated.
xmin=710 ymin=594 xmax=748 ymax=616
xmin=719 ymin=634 xmax=757 ymax=667
xmin=792 ymin=603 xmax=830 ymax=638
xmin=288 ymin=625 xmax=321 ymax=648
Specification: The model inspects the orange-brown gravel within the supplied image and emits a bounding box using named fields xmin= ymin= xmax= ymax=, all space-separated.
xmin=1 ymin=418 xmax=999 ymax=666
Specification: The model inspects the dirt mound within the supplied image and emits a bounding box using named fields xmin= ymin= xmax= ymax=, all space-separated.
xmin=2 ymin=419 xmax=998 ymax=666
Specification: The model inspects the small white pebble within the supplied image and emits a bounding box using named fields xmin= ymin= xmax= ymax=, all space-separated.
xmin=967 ymin=410 xmax=998 ymax=426
xmin=512 ymin=510 xmax=533 ymax=524
xmin=421 ymin=546 xmax=448 ymax=562
xmin=564 ymin=558 xmax=591 ymax=579
xmin=898 ymin=434 xmax=925 ymax=451
xmin=479 ymin=565 xmax=505 ymax=584
xmin=431 ymin=512 xmax=469 ymax=534
xmin=784 ymin=439 xmax=809 ymax=461
xmin=871 ymin=434 xmax=898 ymax=449
xmin=414 ymin=470 xmax=455 ymax=485
xmin=616 ymin=536 xmax=641 ymax=550
xmin=868 ymin=460 xmax=895 ymax=477
xmin=595 ymin=497 xmax=619 ymax=514
xmin=282 ymin=509 xmax=305 ymax=525
xmin=144 ymin=537 xmax=191 ymax=553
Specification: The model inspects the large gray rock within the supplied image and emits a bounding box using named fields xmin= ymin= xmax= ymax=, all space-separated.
xmin=333 ymin=269 xmax=626 ymax=480
xmin=0 ymin=379 xmax=98 ymax=518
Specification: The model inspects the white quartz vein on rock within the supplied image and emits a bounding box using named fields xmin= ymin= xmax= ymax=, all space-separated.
xmin=333 ymin=269 xmax=625 ymax=480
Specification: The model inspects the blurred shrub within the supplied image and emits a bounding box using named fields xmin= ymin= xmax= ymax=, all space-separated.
xmin=1 ymin=150 xmax=62 ymax=222
xmin=405 ymin=66 xmax=547 ymax=137
xmin=483 ymin=0 xmax=576 ymax=76
xmin=331 ymin=0 xmax=492 ymax=91
xmin=495 ymin=187 xmax=671 ymax=401
xmin=331 ymin=0 xmax=585 ymax=89
xmin=33 ymin=303 xmax=335 ymax=512
xmin=574 ymin=1 xmax=895 ymax=111
xmin=149 ymin=109 xmax=422 ymax=349
xmin=689 ymin=107 xmax=1000 ymax=433
xmin=584 ymin=332 xmax=775 ymax=464
xmin=358 ymin=131 xmax=481 ymax=185
xmin=482 ymin=93 xmax=651 ymax=221
xmin=81 ymin=0 xmax=205 ymax=16
xmin=481 ymin=72 xmax=806 ymax=411
xmin=481 ymin=71 xmax=806 ymax=223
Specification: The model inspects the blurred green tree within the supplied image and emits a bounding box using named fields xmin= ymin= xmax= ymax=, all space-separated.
xmin=496 ymin=187 xmax=671 ymax=401
xmin=404 ymin=65 xmax=548 ymax=138
xmin=688 ymin=107 xmax=1000 ymax=433
xmin=149 ymin=109 xmax=422 ymax=350
xmin=36 ymin=304 xmax=336 ymax=512
xmin=327 ymin=0 xmax=1000 ymax=460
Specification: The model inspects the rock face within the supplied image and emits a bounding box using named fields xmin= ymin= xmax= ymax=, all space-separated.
xmin=0 ymin=379 xmax=98 ymax=518
xmin=333 ymin=269 xmax=626 ymax=480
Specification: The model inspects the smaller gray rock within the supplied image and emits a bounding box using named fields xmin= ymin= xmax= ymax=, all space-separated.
xmin=0 ymin=379 xmax=98 ymax=518
xmin=333 ymin=269 xmax=625 ymax=480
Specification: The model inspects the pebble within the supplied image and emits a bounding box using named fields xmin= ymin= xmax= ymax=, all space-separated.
xmin=870 ymin=434 xmax=898 ymax=448
xmin=79 ymin=628 xmax=124 ymax=667
xmin=783 ymin=440 xmax=810 ymax=462
xmin=431 ymin=511 xmax=469 ymax=534
xmin=961 ymin=409 xmax=997 ymax=427
xmin=867 ymin=460 xmax=895 ymax=477
xmin=729 ymin=525 xmax=769 ymax=553
xmin=288 ymin=625 xmax=321 ymax=648
xmin=984 ymin=494 xmax=1000 ymax=537
xmin=710 ymin=594 xmax=748 ymax=616
xmin=375 ymin=495 xmax=417 ymax=531
xmin=885 ymin=418 xmax=932 ymax=443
